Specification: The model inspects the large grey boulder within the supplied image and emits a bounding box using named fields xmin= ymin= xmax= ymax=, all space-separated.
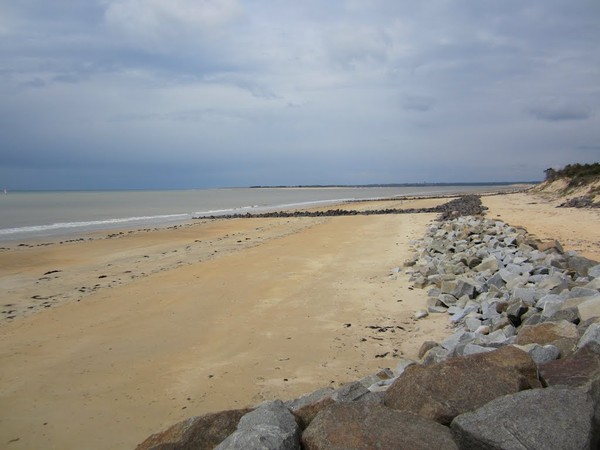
xmin=301 ymin=403 xmax=458 ymax=450
xmin=384 ymin=346 xmax=540 ymax=425
xmin=589 ymin=264 xmax=600 ymax=279
xmin=516 ymin=320 xmax=578 ymax=357
xmin=539 ymin=343 xmax=600 ymax=388
xmin=567 ymin=255 xmax=599 ymax=278
xmin=136 ymin=408 xmax=252 ymax=450
xmin=286 ymin=387 xmax=335 ymax=429
xmin=578 ymin=323 xmax=600 ymax=350
xmin=330 ymin=381 xmax=369 ymax=402
xmin=451 ymin=386 xmax=598 ymax=450
xmin=577 ymin=295 xmax=600 ymax=322
xmin=513 ymin=343 xmax=561 ymax=365
xmin=441 ymin=278 xmax=477 ymax=299
xmin=215 ymin=400 xmax=300 ymax=450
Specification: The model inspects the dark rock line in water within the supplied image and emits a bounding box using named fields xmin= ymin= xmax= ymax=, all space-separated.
xmin=197 ymin=195 xmax=487 ymax=220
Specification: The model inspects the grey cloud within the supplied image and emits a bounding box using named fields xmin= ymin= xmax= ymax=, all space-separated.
xmin=0 ymin=1 xmax=599 ymax=189
xmin=528 ymin=101 xmax=593 ymax=122
xmin=402 ymin=96 xmax=435 ymax=112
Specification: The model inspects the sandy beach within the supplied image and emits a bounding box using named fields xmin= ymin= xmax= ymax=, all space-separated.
xmin=1 ymin=192 xmax=598 ymax=449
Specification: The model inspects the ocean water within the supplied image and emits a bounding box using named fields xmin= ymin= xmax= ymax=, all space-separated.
xmin=0 ymin=185 xmax=519 ymax=242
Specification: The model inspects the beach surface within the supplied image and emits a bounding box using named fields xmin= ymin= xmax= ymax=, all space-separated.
xmin=0 ymin=192 xmax=598 ymax=449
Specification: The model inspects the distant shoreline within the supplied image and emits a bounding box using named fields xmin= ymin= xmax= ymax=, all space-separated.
xmin=249 ymin=182 xmax=539 ymax=189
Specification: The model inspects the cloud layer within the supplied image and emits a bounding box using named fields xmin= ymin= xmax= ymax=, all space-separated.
xmin=1 ymin=1 xmax=599 ymax=189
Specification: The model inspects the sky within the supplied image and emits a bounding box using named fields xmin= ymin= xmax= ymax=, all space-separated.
xmin=1 ymin=1 xmax=599 ymax=189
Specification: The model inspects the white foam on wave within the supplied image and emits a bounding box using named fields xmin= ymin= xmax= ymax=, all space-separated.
xmin=0 ymin=213 xmax=190 ymax=238
xmin=193 ymin=198 xmax=359 ymax=217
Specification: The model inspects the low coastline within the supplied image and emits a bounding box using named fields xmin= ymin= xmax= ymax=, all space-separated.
xmin=1 ymin=189 xmax=598 ymax=449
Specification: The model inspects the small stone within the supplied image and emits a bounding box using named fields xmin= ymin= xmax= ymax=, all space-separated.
xmin=414 ymin=309 xmax=429 ymax=320
xmin=474 ymin=325 xmax=490 ymax=335
xmin=418 ymin=341 xmax=439 ymax=359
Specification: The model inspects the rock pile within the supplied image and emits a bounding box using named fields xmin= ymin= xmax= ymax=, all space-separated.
xmin=403 ymin=213 xmax=600 ymax=364
xmin=200 ymin=194 xmax=488 ymax=219
xmin=559 ymin=195 xmax=600 ymax=208
xmin=138 ymin=197 xmax=600 ymax=449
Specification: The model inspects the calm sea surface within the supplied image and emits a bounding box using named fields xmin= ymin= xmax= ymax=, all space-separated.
xmin=0 ymin=186 xmax=520 ymax=242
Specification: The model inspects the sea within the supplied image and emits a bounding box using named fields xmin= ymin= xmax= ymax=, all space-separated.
xmin=0 ymin=185 xmax=523 ymax=242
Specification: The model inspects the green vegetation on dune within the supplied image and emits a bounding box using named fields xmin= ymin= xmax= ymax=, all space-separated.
xmin=538 ymin=162 xmax=600 ymax=207
xmin=544 ymin=163 xmax=600 ymax=189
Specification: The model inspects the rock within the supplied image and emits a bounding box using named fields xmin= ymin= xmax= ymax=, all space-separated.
xmin=440 ymin=278 xmax=476 ymax=299
xmin=394 ymin=358 xmax=417 ymax=376
xmin=215 ymin=400 xmax=300 ymax=450
xmin=414 ymin=309 xmax=429 ymax=320
xmin=136 ymin=408 xmax=252 ymax=450
xmin=520 ymin=312 xmax=543 ymax=327
xmin=358 ymin=369 xmax=394 ymax=390
xmin=585 ymin=278 xmax=600 ymax=290
xmin=421 ymin=346 xmax=451 ymax=365
xmin=512 ymin=287 xmax=539 ymax=306
xmin=513 ymin=343 xmax=561 ymax=364
xmin=301 ymin=403 xmax=459 ymax=450
xmin=547 ymin=307 xmax=580 ymax=324
xmin=418 ymin=341 xmax=439 ymax=359
xmin=451 ymin=386 xmax=597 ymax=450
xmin=486 ymin=271 xmax=505 ymax=289
xmin=538 ymin=274 xmax=569 ymax=293
xmin=539 ymin=343 xmax=600 ymax=387
xmin=474 ymin=257 xmax=499 ymax=273
xmin=570 ymin=287 xmax=600 ymax=298
xmin=461 ymin=344 xmax=495 ymax=356
xmin=536 ymin=240 xmax=564 ymax=253
xmin=330 ymin=381 xmax=369 ymax=403
xmin=286 ymin=387 xmax=334 ymax=428
xmin=438 ymin=293 xmax=458 ymax=307
xmin=541 ymin=299 xmax=564 ymax=319
xmin=588 ymin=264 xmax=600 ymax=279
xmin=286 ymin=387 xmax=334 ymax=412
xmin=516 ymin=320 xmax=578 ymax=357
xmin=559 ymin=195 xmax=597 ymax=208
xmin=474 ymin=325 xmax=490 ymax=335
xmin=577 ymin=295 xmax=600 ymax=321
xmin=464 ymin=316 xmax=483 ymax=332
xmin=384 ymin=346 xmax=540 ymax=425
xmin=441 ymin=329 xmax=475 ymax=355
xmin=568 ymin=255 xmax=599 ymax=278
xmin=291 ymin=400 xmax=334 ymax=430
xmin=578 ymin=323 xmax=600 ymax=349
xmin=506 ymin=300 xmax=528 ymax=327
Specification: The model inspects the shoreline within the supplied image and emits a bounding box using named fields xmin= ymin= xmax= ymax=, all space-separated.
xmin=0 ymin=184 xmax=529 ymax=244
xmin=1 ymin=190 xmax=597 ymax=449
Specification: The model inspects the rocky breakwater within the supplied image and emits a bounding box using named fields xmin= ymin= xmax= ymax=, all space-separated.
xmin=201 ymin=193 xmax=487 ymax=219
xmin=137 ymin=196 xmax=600 ymax=449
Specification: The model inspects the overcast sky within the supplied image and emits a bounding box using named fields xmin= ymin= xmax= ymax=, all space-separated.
xmin=1 ymin=1 xmax=599 ymax=189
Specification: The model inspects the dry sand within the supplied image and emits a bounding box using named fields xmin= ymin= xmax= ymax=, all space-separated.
xmin=1 ymin=192 xmax=598 ymax=449
xmin=482 ymin=191 xmax=600 ymax=261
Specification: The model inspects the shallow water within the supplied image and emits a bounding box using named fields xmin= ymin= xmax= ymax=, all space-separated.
xmin=0 ymin=185 xmax=519 ymax=241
